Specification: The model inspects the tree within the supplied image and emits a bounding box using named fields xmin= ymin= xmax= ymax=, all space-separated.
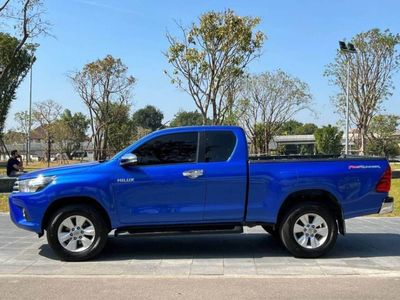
xmin=0 ymin=0 xmax=49 ymax=84
xmin=131 ymin=105 xmax=164 ymax=131
xmin=70 ymin=55 xmax=135 ymax=160
xmin=367 ymin=114 xmax=400 ymax=157
xmin=295 ymin=123 xmax=318 ymax=135
xmin=32 ymin=99 xmax=62 ymax=162
xmin=0 ymin=33 xmax=35 ymax=136
xmin=325 ymin=29 xmax=400 ymax=154
xmin=3 ymin=130 xmax=25 ymax=144
xmin=238 ymin=71 xmax=312 ymax=154
xmin=165 ymin=9 xmax=265 ymax=124
xmin=0 ymin=0 xmax=49 ymax=135
xmin=14 ymin=110 xmax=36 ymax=141
xmin=107 ymin=103 xmax=135 ymax=152
xmin=170 ymin=110 xmax=205 ymax=127
xmin=52 ymin=109 xmax=89 ymax=159
xmin=278 ymin=120 xmax=303 ymax=135
xmin=314 ymin=125 xmax=343 ymax=155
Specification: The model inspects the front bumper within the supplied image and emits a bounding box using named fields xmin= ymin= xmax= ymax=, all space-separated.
xmin=378 ymin=197 xmax=394 ymax=214
xmin=8 ymin=192 xmax=47 ymax=234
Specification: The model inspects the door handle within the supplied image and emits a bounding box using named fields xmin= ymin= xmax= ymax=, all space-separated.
xmin=182 ymin=169 xmax=204 ymax=179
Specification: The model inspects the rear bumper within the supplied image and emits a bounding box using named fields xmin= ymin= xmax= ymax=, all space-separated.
xmin=378 ymin=197 xmax=394 ymax=214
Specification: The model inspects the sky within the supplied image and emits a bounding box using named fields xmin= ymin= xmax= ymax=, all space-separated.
xmin=6 ymin=0 xmax=400 ymax=130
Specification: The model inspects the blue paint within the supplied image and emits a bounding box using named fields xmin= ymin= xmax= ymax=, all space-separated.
xmin=9 ymin=126 xmax=390 ymax=234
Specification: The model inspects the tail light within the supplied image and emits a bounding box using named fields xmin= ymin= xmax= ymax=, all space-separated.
xmin=376 ymin=166 xmax=392 ymax=193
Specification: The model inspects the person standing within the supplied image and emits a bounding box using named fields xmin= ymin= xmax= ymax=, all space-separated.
xmin=7 ymin=150 xmax=25 ymax=177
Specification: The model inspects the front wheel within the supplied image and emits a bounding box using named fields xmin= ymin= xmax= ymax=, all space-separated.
xmin=46 ymin=204 xmax=109 ymax=261
xmin=279 ymin=202 xmax=338 ymax=258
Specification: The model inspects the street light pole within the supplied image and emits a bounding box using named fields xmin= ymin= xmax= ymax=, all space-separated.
xmin=27 ymin=61 xmax=33 ymax=165
xmin=345 ymin=58 xmax=350 ymax=155
xmin=338 ymin=41 xmax=357 ymax=156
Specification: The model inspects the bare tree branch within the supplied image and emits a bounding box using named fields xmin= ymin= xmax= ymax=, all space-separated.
xmin=238 ymin=71 xmax=313 ymax=154
xmin=70 ymin=55 xmax=135 ymax=160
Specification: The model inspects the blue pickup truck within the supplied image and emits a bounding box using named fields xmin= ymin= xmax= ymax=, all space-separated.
xmin=9 ymin=126 xmax=394 ymax=261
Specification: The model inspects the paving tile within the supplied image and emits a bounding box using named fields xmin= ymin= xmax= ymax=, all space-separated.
xmin=61 ymin=263 xmax=127 ymax=275
xmin=224 ymin=264 xmax=257 ymax=275
xmin=157 ymin=260 xmax=191 ymax=276
xmin=319 ymin=265 xmax=360 ymax=275
xmin=0 ymin=264 xmax=29 ymax=274
xmin=21 ymin=263 xmax=65 ymax=275
xmin=191 ymin=259 xmax=223 ymax=275
xmin=125 ymin=262 xmax=160 ymax=275
xmin=256 ymin=265 xmax=324 ymax=276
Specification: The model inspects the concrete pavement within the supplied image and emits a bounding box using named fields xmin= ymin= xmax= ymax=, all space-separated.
xmin=1 ymin=214 xmax=400 ymax=277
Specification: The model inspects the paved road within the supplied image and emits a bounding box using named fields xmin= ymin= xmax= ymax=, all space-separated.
xmin=1 ymin=277 xmax=400 ymax=300
xmin=1 ymin=214 xmax=400 ymax=276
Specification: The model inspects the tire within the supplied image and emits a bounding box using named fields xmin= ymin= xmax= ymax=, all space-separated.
xmin=279 ymin=202 xmax=337 ymax=258
xmin=46 ymin=204 xmax=109 ymax=261
xmin=262 ymin=225 xmax=279 ymax=238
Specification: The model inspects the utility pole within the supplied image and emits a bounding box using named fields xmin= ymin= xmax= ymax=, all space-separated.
xmin=27 ymin=66 xmax=32 ymax=164
xmin=27 ymin=61 xmax=33 ymax=165
xmin=338 ymin=41 xmax=357 ymax=155
xmin=47 ymin=136 xmax=51 ymax=168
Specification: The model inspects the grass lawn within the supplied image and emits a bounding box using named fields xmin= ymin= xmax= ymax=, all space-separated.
xmin=384 ymin=178 xmax=400 ymax=217
xmin=0 ymin=193 xmax=8 ymax=212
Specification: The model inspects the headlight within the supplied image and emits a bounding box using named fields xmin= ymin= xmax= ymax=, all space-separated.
xmin=18 ymin=175 xmax=55 ymax=193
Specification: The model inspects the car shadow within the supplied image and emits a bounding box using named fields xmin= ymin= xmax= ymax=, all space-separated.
xmin=38 ymin=232 xmax=400 ymax=261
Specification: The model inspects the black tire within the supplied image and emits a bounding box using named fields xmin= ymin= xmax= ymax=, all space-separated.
xmin=262 ymin=225 xmax=279 ymax=238
xmin=279 ymin=202 xmax=338 ymax=258
xmin=46 ymin=204 xmax=109 ymax=261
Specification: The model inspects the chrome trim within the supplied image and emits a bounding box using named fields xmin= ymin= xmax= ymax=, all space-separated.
xmin=182 ymin=169 xmax=204 ymax=179
xmin=12 ymin=179 xmax=19 ymax=193
xmin=379 ymin=198 xmax=394 ymax=214
xmin=120 ymin=153 xmax=138 ymax=166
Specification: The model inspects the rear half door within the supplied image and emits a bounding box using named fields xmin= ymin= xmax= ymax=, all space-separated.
xmin=200 ymin=130 xmax=248 ymax=222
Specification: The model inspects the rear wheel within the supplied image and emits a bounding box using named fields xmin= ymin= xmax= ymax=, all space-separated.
xmin=279 ymin=202 xmax=337 ymax=258
xmin=46 ymin=204 xmax=108 ymax=261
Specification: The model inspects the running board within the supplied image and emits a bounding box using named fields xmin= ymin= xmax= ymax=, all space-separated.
xmin=114 ymin=224 xmax=243 ymax=238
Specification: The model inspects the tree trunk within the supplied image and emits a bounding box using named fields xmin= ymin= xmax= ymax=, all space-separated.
xmin=359 ymin=127 xmax=366 ymax=155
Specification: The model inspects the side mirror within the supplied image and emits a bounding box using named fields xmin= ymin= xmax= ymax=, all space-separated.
xmin=120 ymin=153 xmax=138 ymax=167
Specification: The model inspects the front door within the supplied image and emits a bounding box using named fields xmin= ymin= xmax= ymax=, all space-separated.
xmin=115 ymin=131 xmax=206 ymax=225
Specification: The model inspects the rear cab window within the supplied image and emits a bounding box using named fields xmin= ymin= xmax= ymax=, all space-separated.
xmin=203 ymin=131 xmax=236 ymax=162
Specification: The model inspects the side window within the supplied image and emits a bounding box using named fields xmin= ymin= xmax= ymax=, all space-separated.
xmin=205 ymin=131 xmax=236 ymax=162
xmin=133 ymin=132 xmax=198 ymax=166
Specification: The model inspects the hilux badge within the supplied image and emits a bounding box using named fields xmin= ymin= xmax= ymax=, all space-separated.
xmin=117 ymin=178 xmax=135 ymax=183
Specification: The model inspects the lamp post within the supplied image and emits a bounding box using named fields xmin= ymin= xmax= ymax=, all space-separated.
xmin=27 ymin=57 xmax=34 ymax=165
xmin=338 ymin=41 xmax=357 ymax=155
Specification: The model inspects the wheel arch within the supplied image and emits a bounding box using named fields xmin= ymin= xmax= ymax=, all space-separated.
xmin=41 ymin=196 xmax=112 ymax=233
xmin=277 ymin=189 xmax=345 ymax=235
